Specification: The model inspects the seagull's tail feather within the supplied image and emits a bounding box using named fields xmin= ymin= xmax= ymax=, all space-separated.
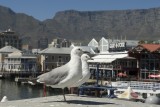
xmin=37 ymin=79 xmax=45 ymax=84
xmin=36 ymin=72 xmax=51 ymax=84
xmin=27 ymin=78 xmax=38 ymax=85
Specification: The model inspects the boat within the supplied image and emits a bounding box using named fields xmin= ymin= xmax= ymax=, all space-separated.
xmin=0 ymin=74 xmax=4 ymax=79
xmin=116 ymin=86 xmax=144 ymax=102
xmin=113 ymin=81 xmax=160 ymax=100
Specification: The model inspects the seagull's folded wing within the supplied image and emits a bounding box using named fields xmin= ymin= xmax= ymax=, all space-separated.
xmin=37 ymin=64 xmax=69 ymax=85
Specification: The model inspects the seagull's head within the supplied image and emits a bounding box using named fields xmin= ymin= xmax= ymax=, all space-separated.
xmin=71 ymin=47 xmax=83 ymax=56
xmin=81 ymin=54 xmax=93 ymax=61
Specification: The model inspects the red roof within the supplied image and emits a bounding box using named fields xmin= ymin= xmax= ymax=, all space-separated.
xmin=140 ymin=44 xmax=160 ymax=52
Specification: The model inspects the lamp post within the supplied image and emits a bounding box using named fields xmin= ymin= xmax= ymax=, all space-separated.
xmin=1 ymin=62 xmax=4 ymax=72
xmin=96 ymin=63 xmax=100 ymax=86
xmin=111 ymin=65 xmax=114 ymax=78
xmin=43 ymin=55 xmax=48 ymax=73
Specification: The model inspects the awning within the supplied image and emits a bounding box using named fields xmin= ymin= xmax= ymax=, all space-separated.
xmin=117 ymin=72 xmax=127 ymax=77
xmin=148 ymin=74 xmax=160 ymax=78
xmin=88 ymin=58 xmax=115 ymax=63
xmin=88 ymin=52 xmax=128 ymax=63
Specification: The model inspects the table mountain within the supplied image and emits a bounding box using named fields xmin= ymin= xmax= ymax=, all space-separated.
xmin=0 ymin=5 xmax=160 ymax=48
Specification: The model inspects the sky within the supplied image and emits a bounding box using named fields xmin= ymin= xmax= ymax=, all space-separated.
xmin=0 ymin=0 xmax=160 ymax=21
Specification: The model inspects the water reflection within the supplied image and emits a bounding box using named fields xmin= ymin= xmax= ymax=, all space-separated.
xmin=0 ymin=79 xmax=61 ymax=101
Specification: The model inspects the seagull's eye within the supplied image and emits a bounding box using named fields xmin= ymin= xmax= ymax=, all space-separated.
xmin=78 ymin=48 xmax=81 ymax=51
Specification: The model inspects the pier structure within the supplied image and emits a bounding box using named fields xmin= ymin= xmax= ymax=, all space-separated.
xmin=0 ymin=71 xmax=42 ymax=79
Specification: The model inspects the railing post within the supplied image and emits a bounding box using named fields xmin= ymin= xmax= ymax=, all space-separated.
xmin=96 ymin=63 xmax=99 ymax=86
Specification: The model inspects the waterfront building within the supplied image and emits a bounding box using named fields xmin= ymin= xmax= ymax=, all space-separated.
xmin=48 ymin=38 xmax=71 ymax=48
xmin=21 ymin=44 xmax=32 ymax=51
xmin=39 ymin=47 xmax=72 ymax=72
xmin=87 ymin=37 xmax=139 ymax=81
xmin=0 ymin=46 xmax=21 ymax=71
xmin=88 ymin=51 xmax=138 ymax=81
xmin=38 ymin=37 xmax=48 ymax=49
xmin=0 ymin=29 xmax=21 ymax=49
xmin=4 ymin=51 xmax=38 ymax=72
xmin=88 ymin=37 xmax=138 ymax=53
xmin=39 ymin=43 xmax=97 ymax=72
xmin=129 ymin=44 xmax=160 ymax=81
xmin=32 ymin=49 xmax=41 ymax=55
xmin=99 ymin=37 xmax=110 ymax=53
xmin=88 ymin=38 xmax=99 ymax=48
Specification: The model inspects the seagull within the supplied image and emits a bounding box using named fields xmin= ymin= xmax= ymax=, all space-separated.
xmin=37 ymin=47 xmax=83 ymax=101
xmin=70 ymin=54 xmax=92 ymax=87
xmin=28 ymin=81 xmax=36 ymax=85
xmin=1 ymin=96 xmax=8 ymax=102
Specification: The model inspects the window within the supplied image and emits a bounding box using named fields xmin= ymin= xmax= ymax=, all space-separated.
xmin=21 ymin=59 xmax=24 ymax=63
xmin=8 ymin=58 xmax=10 ymax=62
xmin=11 ymin=65 xmax=13 ymax=69
xmin=58 ymin=56 xmax=62 ymax=62
xmin=45 ymin=65 xmax=48 ymax=70
xmin=45 ymin=56 xmax=48 ymax=60
xmin=52 ymin=65 xmax=54 ymax=69
xmin=65 ymin=56 xmax=69 ymax=61
xmin=131 ymin=61 xmax=134 ymax=67
xmin=52 ymin=56 xmax=54 ymax=60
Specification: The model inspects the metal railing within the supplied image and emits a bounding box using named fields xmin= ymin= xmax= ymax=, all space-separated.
xmin=116 ymin=81 xmax=160 ymax=91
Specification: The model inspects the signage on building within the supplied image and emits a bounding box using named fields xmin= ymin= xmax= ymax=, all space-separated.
xmin=109 ymin=42 xmax=126 ymax=48
xmin=109 ymin=42 xmax=126 ymax=52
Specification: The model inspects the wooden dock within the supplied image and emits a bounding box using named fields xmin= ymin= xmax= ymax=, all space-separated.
xmin=0 ymin=71 xmax=42 ymax=79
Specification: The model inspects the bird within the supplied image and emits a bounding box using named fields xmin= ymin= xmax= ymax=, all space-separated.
xmin=28 ymin=81 xmax=36 ymax=85
xmin=1 ymin=96 xmax=8 ymax=102
xmin=37 ymin=47 xmax=83 ymax=101
xmin=70 ymin=54 xmax=92 ymax=87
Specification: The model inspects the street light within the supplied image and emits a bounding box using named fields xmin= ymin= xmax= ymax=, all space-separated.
xmin=96 ymin=63 xmax=100 ymax=86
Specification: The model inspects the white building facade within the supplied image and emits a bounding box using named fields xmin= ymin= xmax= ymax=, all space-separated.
xmin=87 ymin=37 xmax=139 ymax=81
xmin=4 ymin=51 xmax=38 ymax=72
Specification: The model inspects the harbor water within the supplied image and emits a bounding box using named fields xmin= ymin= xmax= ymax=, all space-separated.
xmin=0 ymin=79 xmax=62 ymax=101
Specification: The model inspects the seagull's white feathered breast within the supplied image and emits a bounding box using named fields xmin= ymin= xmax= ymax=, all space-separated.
xmin=70 ymin=54 xmax=91 ymax=87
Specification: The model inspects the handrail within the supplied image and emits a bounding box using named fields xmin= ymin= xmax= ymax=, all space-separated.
xmin=116 ymin=81 xmax=160 ymax=90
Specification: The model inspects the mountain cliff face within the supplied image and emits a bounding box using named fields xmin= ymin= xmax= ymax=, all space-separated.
xmin=49 ymin=9 xmax=160 ymax=41
xmin=0 ymin=5 xmax=160 ymax=47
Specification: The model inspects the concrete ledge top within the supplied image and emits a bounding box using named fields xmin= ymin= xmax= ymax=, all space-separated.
xmin=0 ymin=94 xmax=159 ymax=107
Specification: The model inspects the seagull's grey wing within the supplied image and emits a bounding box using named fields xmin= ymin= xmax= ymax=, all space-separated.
xmin=37 ymin=64 xmax=69 ymax=85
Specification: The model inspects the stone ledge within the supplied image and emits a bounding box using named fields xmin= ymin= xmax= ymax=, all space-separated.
xmin=0 ymin=94 xmax=159 ymax=107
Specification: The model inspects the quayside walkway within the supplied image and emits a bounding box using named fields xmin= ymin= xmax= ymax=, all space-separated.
xmin=0 ymin=94 xmax=159 ymax=107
